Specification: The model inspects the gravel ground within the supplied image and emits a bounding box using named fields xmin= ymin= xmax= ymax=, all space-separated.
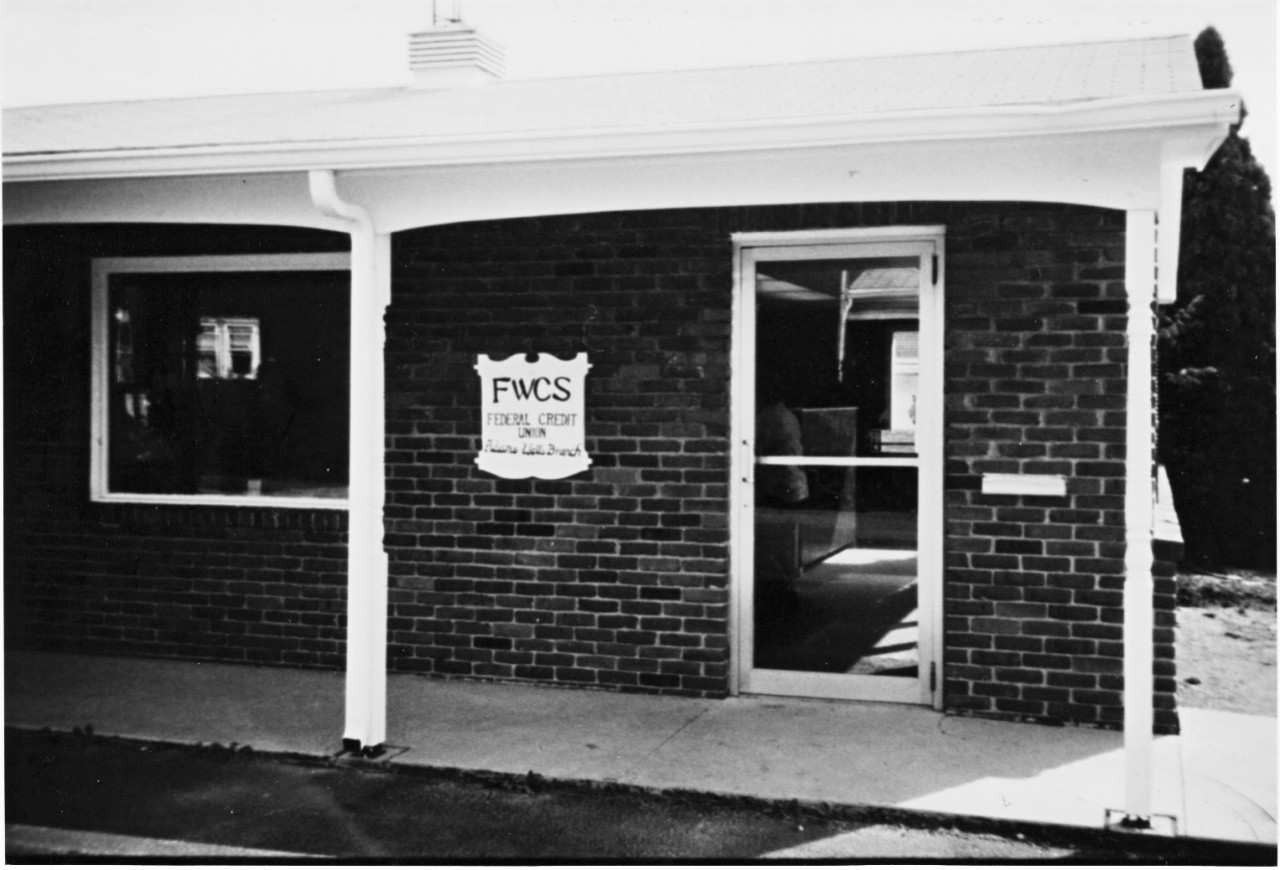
xmin=1175 ymin=569 xmax=1277 ymax=716
xmin=1177 ymin=604 xmax=1277 ymax=715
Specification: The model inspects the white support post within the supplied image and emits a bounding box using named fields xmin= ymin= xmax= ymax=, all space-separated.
xmin=1156 ymin=161 xmax=1185 ymax=305
xmin=310 ymin=169 xmax=390 ymax=753
xmin=1122 ymin=209 xmax=1158 ymax=821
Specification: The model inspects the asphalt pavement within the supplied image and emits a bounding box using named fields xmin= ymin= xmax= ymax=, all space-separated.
xmin=8 ymin=650 xmax=1277 ymax=845
xmin=6 ymin=728 xmax=1275 ymax=863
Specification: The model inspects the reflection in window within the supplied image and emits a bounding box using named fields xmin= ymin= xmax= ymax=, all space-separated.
xmin=105 ymin=267 xmax=349 ymax=500
xmin=753 ymin=255 xmax=921 ymax=675
xmin=885 ymin=330 xmax=919 ymax=451
xmin=198 ymin=317 xmax=261 ymax=380
xmin=755 ymin=256 xmax=921 ymax=458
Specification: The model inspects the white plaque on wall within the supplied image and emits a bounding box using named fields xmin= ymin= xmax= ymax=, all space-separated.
xmin=981 ymin=473 xmax=1067 ymax=497
xmin=475 ymin=353 xmax=591 ymax=479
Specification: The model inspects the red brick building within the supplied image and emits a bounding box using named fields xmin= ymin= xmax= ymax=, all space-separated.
xmin=4 ymin=26 xmax=1232 ymax=765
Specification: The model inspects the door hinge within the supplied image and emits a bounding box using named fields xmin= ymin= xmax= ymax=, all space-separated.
xmin=931 ymin=254 xmax=939 ymax=286
xmin=929 ymin=662 xmax=937 ymax=693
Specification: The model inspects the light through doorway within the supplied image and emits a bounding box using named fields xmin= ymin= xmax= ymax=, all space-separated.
xmin=733 ymin=228 xmax=944 ymax=705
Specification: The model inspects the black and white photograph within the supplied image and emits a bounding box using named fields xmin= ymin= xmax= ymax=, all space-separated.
xmin=2 ymin=0 xmax=1275 ymax=861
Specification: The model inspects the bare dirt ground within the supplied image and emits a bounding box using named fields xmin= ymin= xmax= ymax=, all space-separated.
xmin=1176 ymin=571 xmax=1277 ymax=716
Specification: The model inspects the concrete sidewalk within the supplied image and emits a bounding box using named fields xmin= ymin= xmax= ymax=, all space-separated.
xmin=5 ymin=650 xmax=1275 ymax=845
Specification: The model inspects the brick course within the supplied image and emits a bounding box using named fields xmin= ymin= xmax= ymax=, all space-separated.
xmin=4 ymin=204 xmax=1177 ymax=730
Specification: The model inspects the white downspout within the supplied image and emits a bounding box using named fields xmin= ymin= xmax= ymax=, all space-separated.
xmin=309 ymin=169 xmax=390 ymax=753
xmin=1121 ymin=208 xmax=1157 ymax=823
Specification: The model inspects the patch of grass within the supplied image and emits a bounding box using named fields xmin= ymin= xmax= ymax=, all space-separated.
xmin=1177 ymin=569 xmax=1277 ymax=609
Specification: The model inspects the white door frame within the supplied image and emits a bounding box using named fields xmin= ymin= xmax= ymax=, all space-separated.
xmin=730 ymin=226 xmax=945 ymax=708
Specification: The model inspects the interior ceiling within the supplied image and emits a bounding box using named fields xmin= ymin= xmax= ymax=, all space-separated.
xmin=757 ymin=259 xmax=919 ymax=304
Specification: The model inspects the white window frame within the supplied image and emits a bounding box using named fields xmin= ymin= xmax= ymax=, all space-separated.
xmin=90 ymin=252 xmax=352 ymax=509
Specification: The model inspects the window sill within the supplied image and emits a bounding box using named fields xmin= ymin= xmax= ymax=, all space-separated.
xmin=91 ymin=493 xmax=349 ymax=511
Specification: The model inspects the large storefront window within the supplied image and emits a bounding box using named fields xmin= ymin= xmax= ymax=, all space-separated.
xmin=92 ymin=254 xmax=351 ymax=505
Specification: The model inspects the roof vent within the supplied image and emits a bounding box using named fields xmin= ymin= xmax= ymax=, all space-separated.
xmin=407 ymin=21 xmax=505 ymax=88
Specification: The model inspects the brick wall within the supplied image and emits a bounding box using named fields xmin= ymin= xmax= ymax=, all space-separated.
xmin=383 ymin=210 xmax=736 ymax=694
xmin=939 ymin=208 xmax=1178 ymax=733
xmin=4 ymin=205 xmax=1176 ymax=730
xmin=4 ymin=225 xmax=351 ymax=668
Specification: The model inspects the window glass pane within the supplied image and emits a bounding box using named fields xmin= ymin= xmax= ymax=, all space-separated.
xmin=755 ymin=256 xmax=920 ymax=458
xmin=107 ymin=270 xmax=349 ymax=499
xmin=754 ymin=466 xmax=918 ymax=674
xmin=753 ymin=254 xmax=921 ymax=677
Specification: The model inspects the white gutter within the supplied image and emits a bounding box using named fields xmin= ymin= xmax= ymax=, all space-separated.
xmin=3 ymin=89 xmax=1240 ymax=182
xmin=308 ymin=169 xmax=390 ymax=754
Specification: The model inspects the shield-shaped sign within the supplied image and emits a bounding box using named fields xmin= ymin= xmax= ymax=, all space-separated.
xmin=475 ymin=353 xmax=591 ymax=479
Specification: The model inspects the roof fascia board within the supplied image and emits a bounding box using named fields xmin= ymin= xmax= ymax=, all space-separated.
xmin=0 ymin=125 xmax=1205 ymax=230
xmin=343 ymin=129 xmax=1170 ymax=231
xmin=0 ymin=133 xmax=1154 ymax=229
xmin=1 ymin=172 xmax=351 ymax=230
xmin=3 ymin=89 xmax=1240 ymax=184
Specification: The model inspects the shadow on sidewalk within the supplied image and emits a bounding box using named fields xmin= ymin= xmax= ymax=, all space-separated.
xmin=7 ymin=728 xmax=1276 ymax=863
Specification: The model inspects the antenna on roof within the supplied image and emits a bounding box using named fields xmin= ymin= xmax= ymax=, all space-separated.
xmin=432 ymin=0 xmax=463 ymax=26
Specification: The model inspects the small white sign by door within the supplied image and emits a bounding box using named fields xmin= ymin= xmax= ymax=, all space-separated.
xmin=475 ymin=353 xmax=591 ymax=479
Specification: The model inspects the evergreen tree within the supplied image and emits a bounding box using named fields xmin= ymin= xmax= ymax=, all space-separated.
xmin=1159 ymin=27 xmax=1277 ymax=568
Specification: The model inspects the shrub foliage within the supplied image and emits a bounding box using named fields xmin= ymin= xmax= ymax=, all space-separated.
xmin=1159 ymin=27 xmax=1276 ymax=569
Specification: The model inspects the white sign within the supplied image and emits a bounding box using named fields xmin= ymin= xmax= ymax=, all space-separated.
xmin=475 ymin=353 xmax=591 ymax=479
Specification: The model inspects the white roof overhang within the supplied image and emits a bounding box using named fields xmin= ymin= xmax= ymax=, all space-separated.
xmin=2 ymin=88 xmax=1235 ymax=182
xmin=3 ymin=34 xmax=1241 ymax=273
xmin=3 ymin=89 xmax=1238 ymax=232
